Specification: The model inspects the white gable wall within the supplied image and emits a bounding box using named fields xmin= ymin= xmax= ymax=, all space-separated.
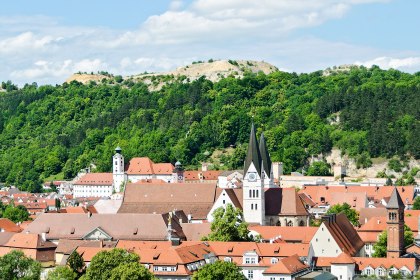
xmin=310 ymin=223 xmax=342 ymax=257
xmin=207 ymin=190 xmax=237 ymax=222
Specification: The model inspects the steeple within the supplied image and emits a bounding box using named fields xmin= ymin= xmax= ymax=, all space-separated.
xmin=387 ymin=187 xmax=404 ymax=209
xmin=244 ymin=123 xmax=262 ymax=175
xmin=386 ymin=187 xmax=405 ymax=258
xmin=259 ymin=132 xmax=272 ymax=178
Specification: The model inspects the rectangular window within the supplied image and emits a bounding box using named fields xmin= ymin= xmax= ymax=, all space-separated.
xmin=245 ymin=258 xmax=250 ymax=264
xmin=255 ymin=204 xmax=258 ymax=210
xmin=248 ymin=270 xmax=253 ymax=279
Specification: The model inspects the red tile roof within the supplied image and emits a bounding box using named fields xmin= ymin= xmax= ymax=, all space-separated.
xmin=184 ymin=171 xmax=222 ymax=181
xmin=249 ymin=226 xmax=317 ymax=243
xmin=264 ymin=254 xmax=308 ymax=274
xmin=126 ymin=157 xmax=174 ymax=175
xmin=331 ymin=252 xmax=355 ymax=264
xmin=323 ymin=213 xmax=364 ymax=256
xmin=358 ymin=216 xmax=418 ymax=233
xmin=0 ymin=218 xmax=23 ymax=233
xmin=299 ymin=185 xmax=415 ymax=206
xmin=74 ymin=173 xmax=113 ymax=186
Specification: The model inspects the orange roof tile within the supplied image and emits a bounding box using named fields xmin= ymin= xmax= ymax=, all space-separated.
xmin=353 ymin=257 xmax=416 ymax=271
xmin=358 ymin=216 xmax=418 ymax=233
xmin=74 ymin=173 xmax=113 ymax=185
xmin=264 ymin=254 xmax=308 ymax=274
xmin=331 ymin=252 xmax=355 ymax=264
xmin=299 ymin=185 xmax=415 ymax=206
xmin=126 ymin=157 xmax=174 ymax=175
xmin=249 ymin=226 xmax=317 ymax=243
xmin=184 ymin=171 xmax=222 ymax=181
xmin=0 ymin=218 xmax=23 ymax=233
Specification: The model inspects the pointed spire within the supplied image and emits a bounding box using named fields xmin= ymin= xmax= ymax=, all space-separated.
xmin=244 ymin=123 xmax=262 ymax=175
xmin=259 ymin=132 xmax=272 ymax=178
xmin=387 ymin=187 xmax=404 ymax=209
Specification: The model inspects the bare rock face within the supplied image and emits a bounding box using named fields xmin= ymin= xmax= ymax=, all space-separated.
xmin=65 ymin=74 xmax=109 ymax=84
xmin=130 ymin=60 xmax=278 ymax=89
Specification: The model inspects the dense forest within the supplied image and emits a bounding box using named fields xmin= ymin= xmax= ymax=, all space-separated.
xmin=0 ymin=66 xmax=419 ymax=192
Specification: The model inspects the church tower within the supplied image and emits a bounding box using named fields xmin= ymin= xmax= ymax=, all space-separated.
xmin=386 ymin=187 xmax=405 ymax=258
xmin=172 ymin=161 xmax=185 ymax=183
xmin=112 ymin=146 xmax=126 ymax=192
xmin=243 ymin=124 xmax=265 ymax=225
xmin=259 ymin=133 xmax=275 ymax=188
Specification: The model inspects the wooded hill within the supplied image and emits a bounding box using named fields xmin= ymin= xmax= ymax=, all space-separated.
xmin=0 ymin=66 xmax=419 ymax=192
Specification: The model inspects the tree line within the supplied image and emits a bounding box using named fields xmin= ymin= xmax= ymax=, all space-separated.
xmin=0 ymin=66 xmax=418 ymax=191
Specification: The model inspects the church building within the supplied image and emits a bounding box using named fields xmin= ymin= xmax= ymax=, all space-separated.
xmin=242 ymin=124 xmax=309 ymax=226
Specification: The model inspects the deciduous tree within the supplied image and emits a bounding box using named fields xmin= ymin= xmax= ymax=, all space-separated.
xmin=202 ymin=204 xmax=251 ymax=242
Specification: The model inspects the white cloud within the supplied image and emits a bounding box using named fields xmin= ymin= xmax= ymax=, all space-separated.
xmin=0 ymin=32 xmax=60 ymax=53
xmin=0 ymin=0 xmax=417 ymax=86
xmin=355 ymin=56 xmax=420 ymax=70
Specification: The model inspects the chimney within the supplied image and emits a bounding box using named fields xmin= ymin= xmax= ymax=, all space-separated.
xmin=187 ymin=214 xmax=192 ymax=223
xmin=87 ymin=211 xmax=92 ymax=218
xmin=377 ymin=219 xmax=380 ymax=225
xmin=41 ymin=232 xmax=46 ymax=242
xmin=100 ymin=239 xmax=104 ymax=248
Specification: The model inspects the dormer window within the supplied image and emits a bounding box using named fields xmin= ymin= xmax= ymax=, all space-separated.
xmin=271 ymin=258 xmax=278 ymax=264
xmin=224 ymin=257 xmax=232 ymax=262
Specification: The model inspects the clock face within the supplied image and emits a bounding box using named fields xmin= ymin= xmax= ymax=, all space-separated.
xmin=178 ymin=175 xmax=183 ymax=180
xmin=248 ymin=172 xmax=257 ymax=181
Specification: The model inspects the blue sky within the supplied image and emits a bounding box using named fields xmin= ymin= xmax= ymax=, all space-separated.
xmin=1 ymin=0 xmax=419 ymax=85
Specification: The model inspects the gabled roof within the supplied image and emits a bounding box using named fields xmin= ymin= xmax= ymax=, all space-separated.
xmin=322 ymin=213 xmax=364 ymax=256
xmin=249 ymin=226 xmax=317 ymax=243
xmin=2 ymin=233 xmax=56 ymax=249
xmin=74 ymin=173 xmax=113 ymax=186
xmin=259 ymin=132 xmax=272 ymax=177
xmin=125 ymin=157 xmax=174 ymax=175
xmin=387 ymin=187 xmax=404 ymax=209
xmin=118 ymin=183 xmax=217 ymax=220
xmin=0 ymin=218 xmax=22 ymax=233
xmin=244 ymin=123 xmax=262 ymax=175
xmin=263 ymin=254 xmax=308 ymax=274
xmin=265 ymin=188 xmax=309 ymax=216
xmin=24 ymin=213 xmax=186 ymax=241
xmin=331 ymin=252 xmax=355 ymax=264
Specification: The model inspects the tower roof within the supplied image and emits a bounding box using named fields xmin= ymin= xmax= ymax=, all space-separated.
xmin=386 ymin=187 xmax=404 ymax=209
xmin=259 ymin=132 xmax=272 ymax=177
xmin=244 ymin=123 xmax=262 ymax=175
xmin=115 ymin=146 xmax=122 ymax=153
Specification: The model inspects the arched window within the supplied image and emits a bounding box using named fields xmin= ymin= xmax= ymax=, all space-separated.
xmin=251 ymin=204 xmax=254 ymax=210
xmin=256 ymin=190 xmax=259 ymax=198
xmin=249 ymin=190 xmax=252 ymax=198
xmin=287 ymin=220 xmax=293 ymax=227
xmin=253 ymin=190 xmax=255 ymax=198
xmin=255 ymin=204 xmax=258 ymax=210
xmin=276 ymin=221 xmax=281 ymax=226
xmin=299 ymin=220 xmax=304 ymax=226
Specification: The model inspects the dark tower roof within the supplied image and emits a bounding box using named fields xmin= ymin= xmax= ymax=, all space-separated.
xmin=387 ymin=187 xmax=405 ymax=209
xmin=244 ymin=123 xmax=262 ymax=176
xmin=115 ymin=146 xmax=122 ymax=154
xmin=259 ymin=132 xmax=272 ymax=177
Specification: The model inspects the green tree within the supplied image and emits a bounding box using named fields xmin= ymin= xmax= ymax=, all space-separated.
xmin=3 ymin=205 xmax=29 ymax=223
xmin=0 ymin=250 xmax=41 ymax=280
xmin=84 ymin=249 xmax=140 ymax=280
xmin=47 ymin=266 xmax=77 ymax=280
xmin=109 ymin=262 xmax=154 ymax=280
xmin=192 ymin=261 xmax=246 ymax=280
xmin=326 ymin=203 xmax=360 ymax=226
xmin=372 ymin=224 xmax=414 ymax=257
xmin=202 ymin=204 xmax=251 ymax=242
xmin=412 ymin=197 xmax=420 ymax=210
xmin=67 ymin=250 xmax=85 ymax=276
xmin=306 ymin=161 xmax=332 ymax=176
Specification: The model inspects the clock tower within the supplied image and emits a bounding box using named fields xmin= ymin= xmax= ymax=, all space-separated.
xmin=172 ymin=161 xmax=184 ymax=183
xmin=243 ymin=124 xmax=265 ymax=225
